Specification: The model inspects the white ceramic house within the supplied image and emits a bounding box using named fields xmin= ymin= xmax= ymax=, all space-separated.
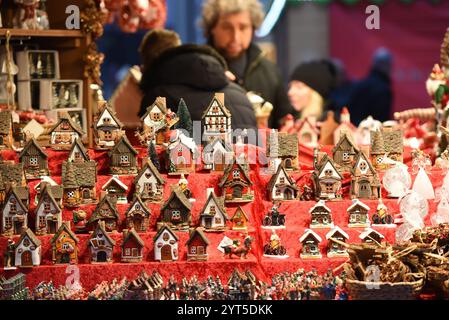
xmin=347 ymin=199 xmax=371 ymax=228
xmin=326 ymin=226 xmax=349 ymax=257
xmin=202 ymin=93 xmax=232 ymax=143
xmin=1 ymin=188 xmax=28 ymax=236
xmin=14 ymin=228 xmax=41 ymax=267
xmin=101 ymin=175 xmax=129 ymax=204
xmin=309 ymin=200 xmax=334 ymax=228
xmin=35 ymin=189 xmax=62 ymax=235
xmin=134 ymin=160 xmax=165 ymax=202
xmin=154 ymin=224 xmax=179 ymax=261
xmin=199 ymin=189 xmax=228 ymax=231
xmin=299 ymin=229 xmax=322 ymax=259
xmin=203 ymin=138 xmax=234 ymax=171
xmin=359 ymin=228 xmax=385 ymax=244
xmin=267 ymin=164 xmax=299 ymax=201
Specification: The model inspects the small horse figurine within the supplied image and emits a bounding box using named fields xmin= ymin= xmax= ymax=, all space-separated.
xmin=221 ymin=235 xmax=254 ymax=259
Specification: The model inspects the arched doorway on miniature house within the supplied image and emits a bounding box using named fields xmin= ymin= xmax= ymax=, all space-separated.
xmin=48 ymin=218 xmax=58 ymax=234
xmin=358 ymin=179 xmax=371 ymax=198
xmin=161 ymin=245 xmax=172 ymax=261
xmin=132 ymin=215 xmax=144 ymax=231
xmin=61 ymin=253 xmax=71 ymax=263
xmin=96 ymin=250 xmax=107 ymax=262
xmin=176 ymin=156 xmax=186 ymax=168
xmin=82 ymin=189 xmax=91 ymax=200
xmin=284 ymin=188 xmax=293 ymax=200
xmin=301 ymin=132 xmax=312 ymax=144
xmin=232 ymin=185 xmax=243 ymax=198
xmin=21 ymin=251 xmax=32 ymax=267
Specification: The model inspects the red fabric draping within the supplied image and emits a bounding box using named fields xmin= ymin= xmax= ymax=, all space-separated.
xmin=0 ymin=143 xmax=443 ymax=292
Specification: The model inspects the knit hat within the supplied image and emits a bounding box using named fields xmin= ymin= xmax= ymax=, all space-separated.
xmin=290 ymin=60 xmax=337 ymax=99
xmin=139 ymin=29 xmax=182 ymax=71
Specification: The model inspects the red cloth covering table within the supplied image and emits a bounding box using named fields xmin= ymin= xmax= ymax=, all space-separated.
xmin=0 ymin=143 xmax=442 ymax=292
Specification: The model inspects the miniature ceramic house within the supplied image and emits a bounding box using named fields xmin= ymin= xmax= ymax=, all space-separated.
xmin=359 ymin=228 xmax=385 ymax=244
xmin=0 ymin=161 xmax=26 ymax=205
xmin=202 ymin=93 xmax=232 ymax=143
xmin=350 ymin=151 xmax=381 ymax=199
xmin=51 ymin=222 xmax=79 ymax=264
xmin=101 ymin=175 xmax=128 ymax=204
xmin=48 ymin=113 xmax=84 ymax=150
xmin=35 ymin=188 xmax=62 ymax=235
xmin=160 ymin=186 xmax=192 ymax=231
xmin=166 ymin=130 xmax=198 ymax=175
xmin=203 ymin=137 xmax=234 ymax=172
xmin=134 ymin=160 xmax=165 ymax=202
xmin=333 ymin=107 xmax=357 ymax=145
xmin=231 ymin=206 xmax=249 ymax=231
xmin=19 ymin=138 xmax=49 ymax=179
xmin=125 ymin=195 xmax=151 ymax=232
xmin=154 ymin=224 xmax=179 ymax=262
xmin=88 ymin=195 xmax=120 ymax=232
xmin=139 ymin=96 xmax=179 ymax=145
xmin=347 ymin=199 xmax=370 ymax=228
xmin=109 ymin=136 xmax=139 ymax=175
xmin=312 ymin=153 xmax=343 ymax=200
xmin=121 ymin=228 xmax=144 ymax=262
xmin=332 ymin=133 xmax=359 ymax=172
xmin=267 ymin=164 xmax=299 ymax=201
xmin=0 ymin=110 xmax=13 ymax=150
xmin=199 ymin=189 xmax=228 ymax=231
xmin=14 ymin=228 xmax=41 ymax=268
xmin=93 ymin=101 xmax=125 ymax=149
xmin=89 ymin=221 xmax=116 ymax=263
xmin=218 ymin=158 xmax=254 ymax=203
xmin=299 ymin=229 xmax=322 ymax=259
xmin=370 ymin=127 xmax=404 ymax=170
xmin=34 ymin=177 xmax=62 ymax=205
xmin=186 ymin=228 xmax=210 ymax=261
xmin=1 ymin=188 xmax=28 ymax=236
xmin=309 ymin=200 xmax=333 ymax=228
xmin=297 ymin=116 xmax=319 ymax=147
xmin=326 ymin=226 xmax=349 ymax=257
xmin=62 ymin=160 xmax=97 ymax=206
xmin=67 ymin=138 xmax=89 ymax=163
xmin=267 ymin=131 xmax=299 ymax=171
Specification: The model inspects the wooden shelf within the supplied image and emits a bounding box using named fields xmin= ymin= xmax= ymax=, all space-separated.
xmin=0 ymin=28 xmax=84 ymax=38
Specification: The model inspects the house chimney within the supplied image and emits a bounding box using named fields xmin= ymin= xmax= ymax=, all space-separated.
xmin=215 ymin=93 xmax=225 ymax=105
xmin=156 ymin=97 xmax=166 ymax=108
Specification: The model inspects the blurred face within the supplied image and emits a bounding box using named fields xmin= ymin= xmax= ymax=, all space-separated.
xmin=211 ymin=11 xmax=253 ymax=60
xmin=288 ymin=81 xmax=312 ymax=112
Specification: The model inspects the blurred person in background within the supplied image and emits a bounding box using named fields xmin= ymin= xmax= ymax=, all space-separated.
xmin=347 ymin=47 xmax=393 ymax=125
xmin=202 ymin=0 xmax=293 ymax=129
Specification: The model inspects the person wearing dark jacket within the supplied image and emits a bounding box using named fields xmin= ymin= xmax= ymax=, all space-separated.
xmin=138 ymin=30 xmax=257 ymax=131
xmin=201 ymin=0 xmax=294 ymax=128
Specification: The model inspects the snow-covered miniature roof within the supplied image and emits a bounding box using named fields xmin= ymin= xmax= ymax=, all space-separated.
xmin=101 ymin=175 xmax=128 ymax=191
xmin=347 ymin=199 xmax=370 ymax=212
xmin=34 ymin=176 xmax=58 ymax=190
xmin=309 ymin=200 xmax=331 ymax=213
xmin=169 ymin=130 xmax=198 ymax=153
xmin=359 ymin=228 xmax=384 ymax=240
xmin=299 ymin=229 xmax=322 ymax=243
xmin=326 ymin=226 xmax=349 ymax=240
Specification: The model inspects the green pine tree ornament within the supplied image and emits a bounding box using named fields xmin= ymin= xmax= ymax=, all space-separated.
xmin=176 ymin=98 xmax=193 ymax=137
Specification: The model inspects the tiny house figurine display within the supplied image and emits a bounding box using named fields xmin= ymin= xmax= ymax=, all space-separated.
xmin=67 ymin=138 xmax=89 ymax=163
xmin=154 ymin=224 xmax=179 ymax=262
xmin=35 ymin=188 xmax=62 ymax=235
xmin=332 ymin=133 xmax=359 ymax=172
xmin=218 ymin=157 xmax=254 ymax=203
xmin=93 ymin=101 xmax=125 ymax=150
xmin=134 ymin=159 xmax=165 ymax=203
xmin=309 ymin=200 xmax=333 ymax=229
xmin=199 ymin=189 xmax=228 ymax=232
xmin=89 ymin=221 xmax=116 ymax=263
xmin=48 ymin=113 xmax=84 ymax=150
xmin=101 ymin=175 xmax=128 ymax=204
xmin=125 ymin=195 xmax=151 ymax=232
xmin=138 ymin=97 xmax=179 ymax=146
xmin=299 ymin=229 xmax=322 ymax=259
xmin=202 ymin=93 xmax=232 ymax=143
xmin=350 ymin=151 xmax=381 ymax=199
xmin=109 ymin=136 xmax=138 ymax=175
xmin=371 ymin=198 xmax=394 ymax=225
xmin=0 ymin=110 xmax=14 ymax=150
xmin=263 ymin=230 xmax=288 ymax=258
xmin=1 ymin=188 xmax=28 ymax=236
xmin=88 ymin=195 xmax=120 ymax=232
xmin=267 ymin=164 xmax=299 ymax=201
xmin=230 ymin=206 xmax=249 ymax=231
xmin=203 ymin=137 xmax=234 ymax=172
xmin=51 ymin=222 xmax=79 ymax=264
xmin=359 ymin=228 xmax=385 ymax=244
xmin=19 ymin=138 xmax=49 ymax=179
xmin=312 ymin=153 xmax=343 ymax=201
xmin=14 ymin=228 xmax=41 ymax=268
xmin=62 ymin=160 xmax=97 ymax=206
xmin=262 ymin=202 xmax=286 ymax=229
xmin=121 ymin=228 xmax=144 ymax=263
xmin=159 ymin=186 xmax=192 ymax=231
xmin=186 ymin=228 xmax=210 ymax=261
xmin=326 ymin=226 xmax=349 ymax=257
xmin=166 ymin=130 xmax=198 ymax=175
xmin=347 ymin=199 xmax=371 ymax=228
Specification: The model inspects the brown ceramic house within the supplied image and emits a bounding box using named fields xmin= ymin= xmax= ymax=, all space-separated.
xmin=186 ymin=228 xmax=210 ymax=261
xmin=109 ymin=136 xmax=138 ymax=175
xmin=48 ymin=113 xmax=84 ymax=150
xmin=1 ymin=187 xmax=28 ymax=236
xmin=134 ymin=160 xmax=165 ymax=203
xmin=88 ymin=195 xmax=120 ymax=232
xmin=19 ymin=138 xmax=49 ymax=180
xmin=267 ymin=164 xmax=299 ymax=201
xmin=267 ymin=131 xmax=299 ymax=171
xmin=93 ymin=101 xmax=125 ymax=150
xmin=125 ymin=195 xmax=151 ymax=232
xmin=332 ymin=133 xmax=359 ymax=172
xmin=0 ymin=110 xmax=13 ymax=149
xmin=62 ymin=160 xmax=97 ymax=205
xmin=159 ymin=186 xmax=192 ymax=231
xmin=89 ymin=221 xmax=116 ymax=263
xmin=67 ymin=138 xmax=90 ymax=163
xmin=350 ymin=151 xmax=381 ymax=199
xmin=312 ymin=153 xmax=343 ymax=200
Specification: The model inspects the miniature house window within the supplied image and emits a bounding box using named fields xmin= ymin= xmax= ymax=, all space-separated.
xmin=279 ymin=177 xmax=285 ymax=184
xmin=324 ymin=169 xmax=333 ymax=177
xmin=190 ymin=246 xmax=196 ymax=254
xmin=171 ymin=211 xmax=181 ymax=221
xmin=61 ymin=121 xmax=70 ymax=130
xmin=135 ymin=204 xmax=140 ymax=210
xmin=23 ymin=238 xmax=30 ymax=247
xmin=376 ymin=156 xmax=383 ymax=164
xmin=39 ymin=216 xmax=45 ymax=227
xmin=67 ymin=191 xmax=75 ymax=198
xmin=342 ymin=152 xmax=350 ymax=161
xmin=74 ymin=152 xmax=81 ymax=159
xmin=44 ymin=203 xmax=51 ymax=212
xmin=275 ymin=189 xmax=281 ymax=196
xmin=198 ymin=246 xmax=204 ymax=255
xmin=29 ymin=157 xmax=38 ymax=167
xmin=233 ymin=169 xmax=240 ymax=179
xmin=215 ymin=217 xmax=221 ymax=224
xmin=103 ymin=117 xmax=111 ymax=124
xmin=120 ymin=155 xmax=130 ymax=165
xmin=212 ymin=106 xmax=219 ymax=113
xmin=359 ymin=161 xmax=368 ymax=172
xmin=10 ymin=203 xmax=17 ymax=213
xmin=210 ymin=205 xmax=216 ymax=213
xmin=4 ymin=217 xmax=12 ymax=228
xmin=104 ymin=131 xmax=112 ymax=140
xmin=62 ymin=243 xmax=71 ymax=250
xmin=325 ymin=183 xmax=333 ymax=192
xmin=163 ymin=232 xmax=170 ymax=241
xmin=125 ymin=248 xmax=130 ymax=256
xmin=177 ymin=147 xmax=183 ymax=155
